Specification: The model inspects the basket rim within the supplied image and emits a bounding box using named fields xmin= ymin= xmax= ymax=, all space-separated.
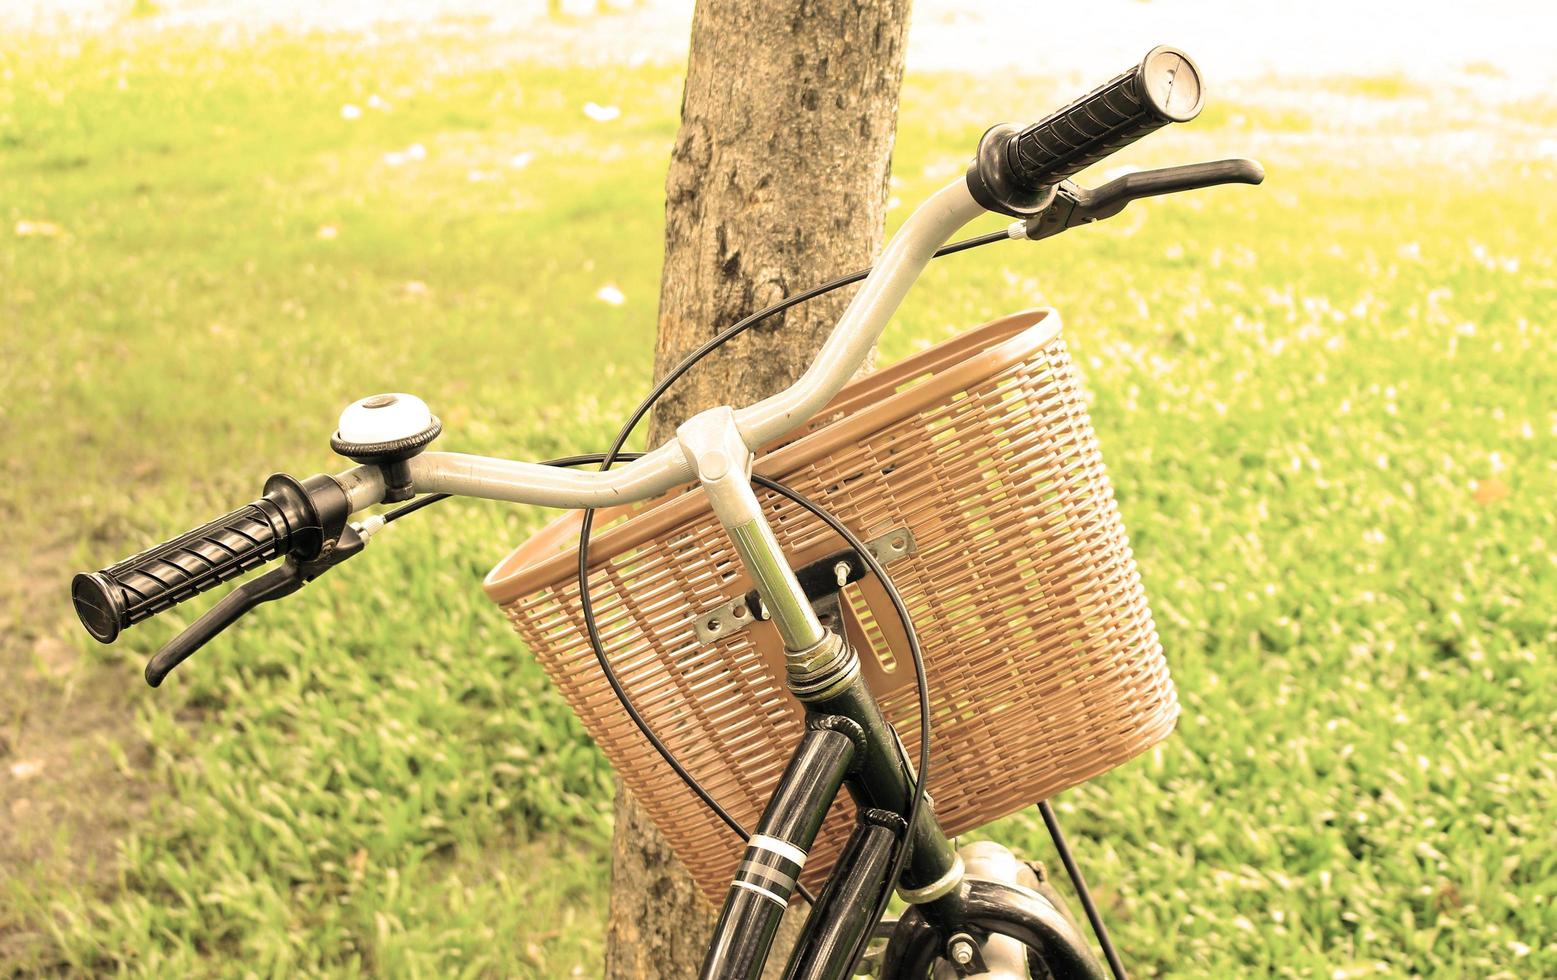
xmin=483 ymin=307 xmax=1061 ymax=605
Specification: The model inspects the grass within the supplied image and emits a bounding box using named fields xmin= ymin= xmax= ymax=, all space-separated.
xmin=3 ymin=18 xmax=1555 ymax=979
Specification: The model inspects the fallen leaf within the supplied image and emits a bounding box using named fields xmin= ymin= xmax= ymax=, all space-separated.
xmin=1471 ymin=477 xmax=1509 ymax=505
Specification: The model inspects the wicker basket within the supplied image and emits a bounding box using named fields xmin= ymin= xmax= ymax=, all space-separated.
xmin=484 ymin=309 xmax=1176 ymax=906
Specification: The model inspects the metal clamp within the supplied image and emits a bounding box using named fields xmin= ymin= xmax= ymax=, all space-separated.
xmin=692 ymin=526 xmax=917 ymax=644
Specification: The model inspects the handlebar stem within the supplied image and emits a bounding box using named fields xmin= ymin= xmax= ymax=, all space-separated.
xmin=678 ymin=407 xmax=827 ymax=652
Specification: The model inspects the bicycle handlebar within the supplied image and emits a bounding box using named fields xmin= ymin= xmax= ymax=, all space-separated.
xmin=1012 ymin=45 xmax=1202 ymax=188
xmin=75 ymin=45 xmax=1228 ymax=647
xmin=72 ymin=473 xmax=349 ymax=643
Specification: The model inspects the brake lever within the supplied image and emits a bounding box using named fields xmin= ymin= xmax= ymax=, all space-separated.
xmin=1020 ymin=158 xmax=1265 ymax=242
xmin=144 ymin=524 xmax=366 ymax=687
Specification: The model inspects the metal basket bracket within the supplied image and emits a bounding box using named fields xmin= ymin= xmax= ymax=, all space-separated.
xmin=693 ymin=525 xmax=917 ymax=644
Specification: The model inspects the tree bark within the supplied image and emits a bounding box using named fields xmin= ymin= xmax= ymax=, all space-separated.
xmin=603 ymin=0 xmax=912 ymax=976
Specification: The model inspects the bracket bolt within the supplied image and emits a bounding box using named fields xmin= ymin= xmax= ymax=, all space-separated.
xmin=949 ymin=938 xmax=975 ymax=965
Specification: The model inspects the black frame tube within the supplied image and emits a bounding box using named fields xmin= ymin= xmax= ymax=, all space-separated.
xmin=802 ymin=674 xmax=960 ymax=893
xmin=782 ymin=809 xmax=903 ymax=979
xmin=701 ymin=669 xmax=1113 ymax=980
xmin=700 ymin=722 xmax=857 ymax=980
xmin=704 ymin=665 xmax=964 ymax=979
xmin=702 ymin=667 xmax=969 ymax=979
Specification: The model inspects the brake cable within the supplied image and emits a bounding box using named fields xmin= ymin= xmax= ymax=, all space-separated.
xmin=379 ymin=231 xmax=1009 ymax=526
xmin=570 ymin=225 xmax=1125 ymax=974
xmin=380 ymin=231 xmax=1006 ymax=910
xmin=389 ymin=225 xmax=1126 ymax=974
xmin=573 ymin=229 xmax=1009 ymax=908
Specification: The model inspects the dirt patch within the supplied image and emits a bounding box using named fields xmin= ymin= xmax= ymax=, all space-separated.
xmin=0 ymin=541 xmax=152 ymax=971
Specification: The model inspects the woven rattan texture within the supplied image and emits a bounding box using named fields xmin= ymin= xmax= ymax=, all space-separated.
xmin=487 ymin=311 xmax=1177 ymax=906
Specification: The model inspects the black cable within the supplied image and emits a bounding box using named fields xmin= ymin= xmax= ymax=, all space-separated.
xmin=373 ymin=229 xmax=1000 ymax=538
xmin=932 ymin=228 xmax=1012 ymax=257
xmin=1039 ymin=800 xmax=1128 ymax=980
xmin=379 ymin=229 xmax=1009 ymax=913
xmin=382 ymin=493 xmax=447 ymax=523
xmin=595 ymin=228 xmax=1010 ymax=467
xmin=573 ymin=229 xmax=1008 ymax=908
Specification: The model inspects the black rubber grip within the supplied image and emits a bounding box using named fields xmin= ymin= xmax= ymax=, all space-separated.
xmin=71 ymin=473 xmax=345 ymax=643
xmin=1010 ymin=45 xmax=1204 ymax=188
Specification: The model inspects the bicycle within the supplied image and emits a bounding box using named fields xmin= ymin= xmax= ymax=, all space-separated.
xmin=71 ymin=46 xmax=1263 ymax=979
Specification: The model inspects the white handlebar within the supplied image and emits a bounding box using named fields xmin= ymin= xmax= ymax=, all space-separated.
xmin=732 ymin=180 xmax=985 ymax=445
xmin=409 ymin=440 xmax=689 ymax=510
xmin=340 ymin=178 xmax=986 ymax=513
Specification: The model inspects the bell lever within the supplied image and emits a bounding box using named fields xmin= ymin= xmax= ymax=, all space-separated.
xmin=1019 ymin=158 xmax=1265 ymax=242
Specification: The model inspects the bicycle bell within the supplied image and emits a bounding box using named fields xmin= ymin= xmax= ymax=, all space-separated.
xmin=331 ymin=392 xmax=441 ymax=502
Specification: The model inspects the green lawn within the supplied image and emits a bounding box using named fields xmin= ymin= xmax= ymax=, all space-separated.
xmin=3 ymin=20 xmax=1554 ymax=979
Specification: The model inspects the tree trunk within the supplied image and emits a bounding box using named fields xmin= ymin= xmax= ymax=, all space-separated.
xmin=603 ymin=0 xmax=912 ymax=976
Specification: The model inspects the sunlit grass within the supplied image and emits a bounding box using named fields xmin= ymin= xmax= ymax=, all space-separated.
xmin=4 ymin=21 xmax=1554 ymax=978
